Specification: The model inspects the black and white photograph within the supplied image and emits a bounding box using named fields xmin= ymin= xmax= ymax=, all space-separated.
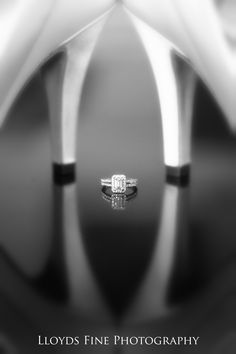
xmin=0 ymin=1 xmax=236 ymax=353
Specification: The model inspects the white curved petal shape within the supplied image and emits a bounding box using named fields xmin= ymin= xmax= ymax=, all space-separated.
xmin=123 ymin=0 xmax=236 ymax=130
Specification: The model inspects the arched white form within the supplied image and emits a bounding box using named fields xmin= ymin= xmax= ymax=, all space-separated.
xmin=122 ymin=0 xmax=236 ymax=173
xmin=173 ymin=0 xmax=236 ymax=129
xmin=0 ymin=0 xmax=55 ymax=125
xmin=0 ymin=0 xmax=54 ymax=58
xmin=0 ymin=0 xmax=117 ymax=174
xmin=125 ymin=11 xmax=196 ymax=169
xmin=217 ymin=0 xmax=236 ymax=40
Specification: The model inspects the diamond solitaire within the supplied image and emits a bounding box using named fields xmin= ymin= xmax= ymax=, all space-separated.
xmin=111 ymin=174 xmax=126 ymax=193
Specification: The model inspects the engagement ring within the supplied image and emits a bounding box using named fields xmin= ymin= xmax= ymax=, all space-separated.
xmin=101 ymin=174 xmax=138 ymax=210
xmin=101 ymin=174 xmax=138 ymax=194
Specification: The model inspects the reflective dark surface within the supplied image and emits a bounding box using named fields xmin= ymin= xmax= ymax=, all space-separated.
xmin=0 ymin=7 xmax=236 ymax=354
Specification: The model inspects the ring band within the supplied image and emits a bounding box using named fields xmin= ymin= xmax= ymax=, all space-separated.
xmin=101 ymin=186 xmax=137 ymax=198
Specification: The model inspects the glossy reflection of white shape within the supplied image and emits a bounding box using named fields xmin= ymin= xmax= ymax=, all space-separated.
xmin=124 ymin=183 xmax=188 ymax=324
xmin=62 ymin=183 xmax=111 ymax=321
xmin=0 ymin=164 xmax=52 ymax=278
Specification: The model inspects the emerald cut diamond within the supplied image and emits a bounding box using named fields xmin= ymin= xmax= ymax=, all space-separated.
xmin=111 ymin=174 xmax=126 ymax=193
